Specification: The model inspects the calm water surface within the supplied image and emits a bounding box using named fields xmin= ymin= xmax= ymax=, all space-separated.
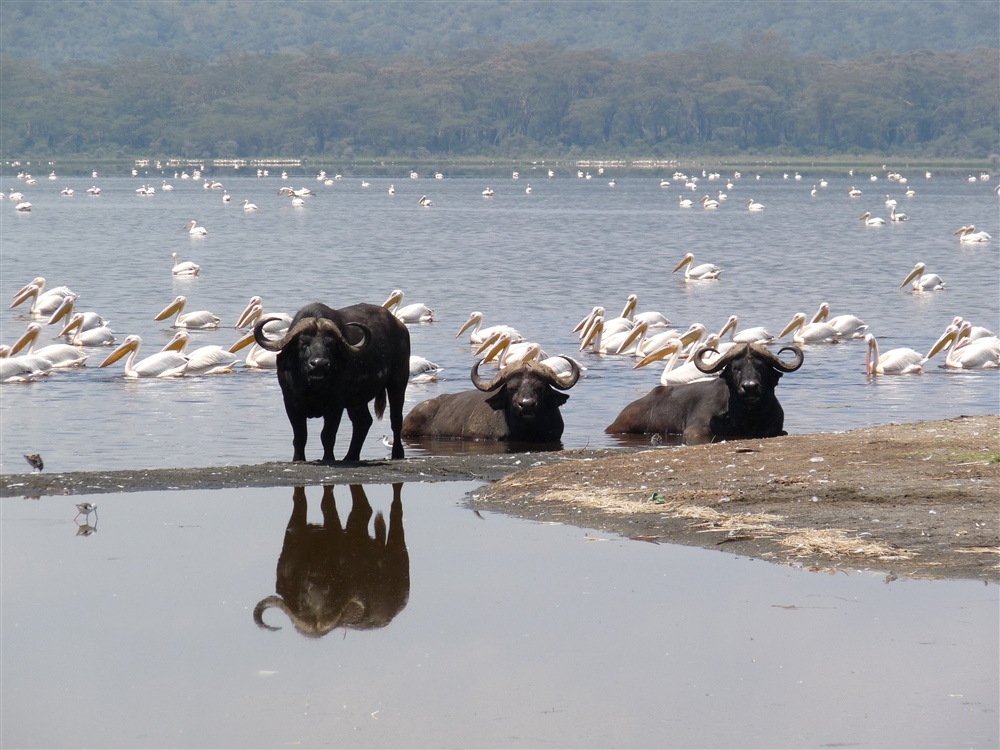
xmin=2 ymin=482 xmax=996 ymax=749
xmin=1 ymin=168 xmax=997 ymax=472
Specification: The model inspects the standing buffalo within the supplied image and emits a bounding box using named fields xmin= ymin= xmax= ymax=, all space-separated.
xmin=254 ymin=302 xmax=410 ymax=462
xmin=254 ymin=484 xmax=409 ymax=637
xmin=402 ymin=357 xmax=582 ymax=443
xmin=606 ymin=343 xmax=804 ymax=443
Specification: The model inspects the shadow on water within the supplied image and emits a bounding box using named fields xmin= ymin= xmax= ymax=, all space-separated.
xmin=402 ymin=435 xmax=564 ymax=455
xmin=254 ymin=484 xmax=409 ymax=638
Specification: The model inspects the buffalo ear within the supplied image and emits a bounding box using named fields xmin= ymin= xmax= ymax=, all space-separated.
xmin=550 ymin=390 xmax=570 ymax=407
xmin=484 ymin=392 xmax=507 ymax=412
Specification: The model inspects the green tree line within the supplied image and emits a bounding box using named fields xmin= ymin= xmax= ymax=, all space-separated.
xmin=2 ymin=37 xmax=997 ymax=161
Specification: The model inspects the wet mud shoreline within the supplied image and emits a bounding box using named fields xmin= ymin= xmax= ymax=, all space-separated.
xmin=3 ymin=415 xmax=997 ymax=581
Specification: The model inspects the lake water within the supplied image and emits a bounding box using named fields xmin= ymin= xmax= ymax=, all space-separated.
xmin=2 ymin=481 xmax=997 ymax=749
xmin=1 ymin=167 xmax=997 ymax=472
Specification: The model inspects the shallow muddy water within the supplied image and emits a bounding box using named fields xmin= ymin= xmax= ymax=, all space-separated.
xmin=2 ymin=481 xmax=996 ymax=748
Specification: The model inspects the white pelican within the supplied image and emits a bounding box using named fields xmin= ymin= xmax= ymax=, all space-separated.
xmin=678 ymin=195 xmax=693 ymax=208
xmin=610 ymin=320 xmax=650 ymax=355
xmin=408 ymin=356 xmax=443 ymax=383
xmin=290 ymin=196 xmax=305 ymax=207
xmin=154 ymin=295 xmax=221 ymax=329
xmin=885 ymin=195 xmax=897 ymax=207
xmin=809 ymin=303 xmax=867 ymax=338
xmin=46 ymin=295 xmax=107 ymax=332
xmin=183 ymin=220 xmax=207 ymax=236
xmin=171 ymin=252 xmax=201 ymax=276
xmin=925 ymin=323 xmax=999 ymax=369
xmin=382 ymin=289 xmax=433 ymax=323
xmin=673 ymin=253 xmax=722 ymax=281
xmin=10 ymin=283 xmax=77 ymax=317
xmin=10 ymin=323 xmax=88 ymax=367
xmin=634 ymin=338 xmax=712 ymax=386
xmin=616 ymin=321 xmax=702 ymax=358
xmin=848 ymin=186 xmax=862 ymax=197
xmin=905 ymin=187 xmax=915 ymax=197
xmin=160 ymin=331 xmax=238 ymax=375
xmin=13 ymin=277 xmax=76 ymax=303
xmin=161 ymin=180 xmax=174 ymax=191
xmin=819 ymin=179 xmax=828 ymax=187
xmin=579 ymin=316 xmax=643 ymax=355
xmin=60 ymin=187 xmax=74 ymax=196
xmin=99 ymin=335 xmax=188 ymax=378
xmin=716 ymin=189 xmax=727 ymax=201
xmin=87 ymin=185 xmax=101 ymax=195
xmin=953 ymin=225 xmax=992 ymax=243
xmin=418 ymin=195 xmax=433 ymax=207
xmin=865 ymin=333 xmax=923 ymax=376
xmin=8 ymin=188 xmax=24 ymax=202
xmin=388 ymin=184 xmax=395 ymax=195
xmin=745 ymin=198 xmax=765 ymax=211
xmin=810 ymin=185 xmax=817 ymax=197
xmin=456 ymin=311 xmax=522 ymax=345
xmin=525 ymin=184 xmax=532 ymax=194
xmin=240 ymin=199 xmax=258 ymax=211
xmin=717 ymin=315 xmax=775 ymax=344
xmin=229 ymin=331 xmax=278 ymax=369
xmin=619 ymin=293 xmax=670 ymax=328
xmin=899 ymin=262 xmax=944 ymax=292
xmin=59 ymin=314 xmax=116 ymax=347
xmin=778 ymin=312 xmax=839 ymax=344
xmin=361 ymin=180 xmax=370 ymax=188
xmin=480 ymin=333 xmax=547 ymax=368
xmin=548 ymin=169 xmax=555 ymax=178
xmin=859 ymin=211 xmax=885 ymax=226
xmin=700 ymin=195 xmax=719 ymax=209
xmin=659 ymin=179 xmax=670 ymax=187
xmin=234 ymin=299 xmax=292 ymax=335
xmin=482 ymin=187 xmax=494 ymax=197
xmin=889 ymin=206 xmax=908 ymax=222
xmin=15 ymin=200 xmax=32 ymax=212
xmin=608 ymin=179 xmax=617 ymax=188
xmin=1 ymin=348 xmax=49 ymax=382
xmin=949 ymin=316 xmax=996 ymax=341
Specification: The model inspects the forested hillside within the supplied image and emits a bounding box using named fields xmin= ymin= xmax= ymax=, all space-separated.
xmin=2 ymin=0 xmax=997 ymax=64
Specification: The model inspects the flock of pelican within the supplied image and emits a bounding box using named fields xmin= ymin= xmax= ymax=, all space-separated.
xmin=3 ymin=165 xmax=996 ymax=393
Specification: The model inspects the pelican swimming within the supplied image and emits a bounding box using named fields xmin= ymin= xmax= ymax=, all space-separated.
xmin=678 ymin=195 xmax=693 ymax=208
xmin=59 ymin=314 xmax=116 ymax=347
xmin=161 ymin=180 xmax=174 ymax=191
xmin=234 ymin=298 xmax=292 ymax=335
xmin=616 ymin=320 xmax=703 ymax=358
xmin=240 ymin=199 xmax=258 ymax=211
xmin=229 ymin=331 xmax=278 ymax=369
xmin=482 ymin=187 xmax=494 ymax=197
xmin=865 ymin=333 xmax=923 ymax=375
xmin=634 ymin=337 xmax=714 ymax=386
xmin=1 ymin=348 xmax=49 ymax=382
xmin=154 ymin=296 xmax=220 ymax=329
xmin=717 ymin=315 xmax=776 ymax=344
xmin=10 ymin=283 xmax=77 ymax=317
xmin=899 ymin=262 xmax=944 ymax=292
xmin=160 ymin=331 xmax=238 ymax=375
xmin=183 ymin=220 xmax=207 ymax=236
xmin=859 ymin=211 xmax=885 ymax=226
xmin=700 ymin=195 xmax=719 ymax=209
xmin=10 ymin=323 xmax=88 ymax=367
xmin=382 ymin=289 xmax=433 ymax=323
xmin=46 ymin=295 xmax=107 ymax=332
xmin=953 ymin=225 xmax=992 ymax=243
xmin=99 ymin=335 xmax=188 ymax=377
xmin=60 ymin=187 xmax=74 ymax=196
xmin=480 ymin=333 xmax=547 ymax=368
xmin=14 ymin=201 xmax=32 ymax=212
xmin=87 ymin=185 xmax=101 ymax=195
xmin=673 ymin=252 xmax=722 ymax=281
xmin=889 ymin=206 xmax=908 ymax=222
xmin=778 ymin=312 xmax=839 ymax=344
xmin=171 ymin=252 xmax=201 ymax=276
xmin=742 ymin=198 xmax=764 ymax=211
xmin=456 ymin=311 xmax=523 ymax=345
xmin=579 ymin=316 xmax=644 ymax=355
xmin=418 ymin=195 xmax=433 ymax=207
xmin=620 ymin=293 xmax=670 ymax=328
xmin=408 ymin=355 xmax=444 ymax=383
xmin=809 ymin=303 xmax=867 ymax=338
xmin=848 ymin=186 xmax=862 ymax=197
xmin=925 ymin=322 xmax=999 ymax=369
xmin=388 ymin=184 xmax=395 ymax=195
xmin=885 ymin=195 xmax=897 ymax=207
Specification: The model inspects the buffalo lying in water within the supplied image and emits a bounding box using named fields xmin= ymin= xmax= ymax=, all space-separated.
xmin=402 ymin=357 xmax=582 ymax=443
xmin=606 ymin=343 xmax=804 ymax=443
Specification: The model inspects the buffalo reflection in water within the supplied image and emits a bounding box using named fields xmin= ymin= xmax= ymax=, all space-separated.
xmin=254 ymin=483 xmax=409 ymax=638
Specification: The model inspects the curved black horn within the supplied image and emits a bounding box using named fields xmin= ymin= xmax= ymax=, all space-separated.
xmin=538 ymin=356 xmax=581 ymax=390
xmin=253 ymin=596 xmax=289 ymax=631
xmin=693 ymin=343 xmax=747 ymax=374
xmin=471 ymin=359 xmax=508 ymax=391
xmin=761 ymin=344 xmax=804 ymax=372
xmin=253 ymin=316 xmax=316 ymax=352
xmin=316 ymin=318 xmax=370 ymax=357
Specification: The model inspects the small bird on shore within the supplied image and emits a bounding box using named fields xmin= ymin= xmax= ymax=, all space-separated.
xmin=75 ymin=502 xmax=98 ymax=520
xmin=24 ymin=453 xmax=43 ymax=472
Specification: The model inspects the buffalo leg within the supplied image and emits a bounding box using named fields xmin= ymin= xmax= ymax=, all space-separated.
xmin=387 ymin=378 xmax=407 ymax=460
xmin=284 ymin=401 xmax=310 ymax=462
xmin=342 ymin=404 xmax=373 ymax=462
xmin=320 ymin=408 xmax=344 ymax=462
